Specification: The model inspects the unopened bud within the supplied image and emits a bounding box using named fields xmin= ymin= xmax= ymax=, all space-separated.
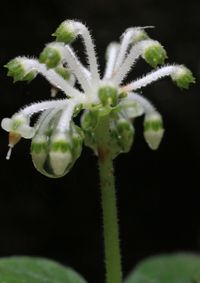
xmin=110 ymin=117 xmax=135 ymax=156
xmin=171 ymin=66 xmax=195 ymax=89
xmin=98 ymin=85 xmax=118 ymax=106
xmin=39 ymin=43 xmax=64 ymax=69
xmin=49 ymin=132 xmax=73 ymax=176
xmin=52 ymin=20 xmax=77 ymax=44
xmin=5 ymin=57 xmax=37 ymax=82
xmin=143 ymin=112 xmax=164 ymax=150
xmin=115 ymin=118 xmax=135 ymax=152
xmin=143 ymin=42 xmax=167 ymax=68
xmin=31 ymin=122 xmax=83 ymax=178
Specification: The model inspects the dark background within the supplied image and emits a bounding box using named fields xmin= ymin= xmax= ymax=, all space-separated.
xmin=0 ymin=0 xmax=200 ymax=282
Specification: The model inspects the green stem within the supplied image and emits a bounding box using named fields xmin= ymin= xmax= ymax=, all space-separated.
xmin=96 ymin=115 xmax=122 ymax=283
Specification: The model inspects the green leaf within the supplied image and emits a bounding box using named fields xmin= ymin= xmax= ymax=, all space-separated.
xmin=0 ymin=256 xmax=87 ymax=283
xmin=124 ymin=253 xmax=200 ymax=283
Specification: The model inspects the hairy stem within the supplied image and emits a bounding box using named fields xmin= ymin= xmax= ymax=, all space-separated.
xmin=96 ymin=115 xmax=122 ymax=283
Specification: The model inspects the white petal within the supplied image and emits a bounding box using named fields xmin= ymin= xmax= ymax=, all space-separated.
xmin=19 ymin=125 xmax=35 ymax=139
xmin=1 ymin=118 xmax=12 ymax=132
xmin=144 ymin=129 xmax=164 ymax=150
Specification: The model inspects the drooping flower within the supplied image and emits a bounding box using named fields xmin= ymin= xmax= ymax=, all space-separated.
xmin=1 ymin=20 xmax=195 ymax=177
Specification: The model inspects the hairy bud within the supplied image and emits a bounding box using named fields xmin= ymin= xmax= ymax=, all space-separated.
xmin=143 ymin=42 xmax=167 ymax=68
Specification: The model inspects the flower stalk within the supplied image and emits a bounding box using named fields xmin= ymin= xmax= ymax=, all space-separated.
xmin=96 ymin=115 xmax=122 ymax=283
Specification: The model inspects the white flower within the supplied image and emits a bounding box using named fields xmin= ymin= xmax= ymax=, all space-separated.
xmin=2 ymin=20 xmax=194 ymax=176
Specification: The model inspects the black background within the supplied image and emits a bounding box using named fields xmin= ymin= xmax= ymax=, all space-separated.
xmin=0 ymin=0 xmax=200 ymax=282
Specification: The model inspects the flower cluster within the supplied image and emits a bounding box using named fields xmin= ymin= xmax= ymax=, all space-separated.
xmin=2 ymin=20 xmax=195 ymax=178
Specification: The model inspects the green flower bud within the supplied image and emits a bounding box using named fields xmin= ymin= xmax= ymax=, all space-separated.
xmin=143 ymin=112 xmax=164 ymax=150
xmin=143 ymin=42 xmax=167 ymax=68
xmin=5 ymin=58 xmax=37 ymax=83
xmin=39 ymin=43 xmax=63 ymax=69
xmin=110 ymin=118 xmax=135 ymax=157
xmin=98 ymin=85 xmax=118 ymax=106
xmin=171 ymin=66 xmax=195 ymax=89
xmin=52 ymin=20 xmax=77 ymax=44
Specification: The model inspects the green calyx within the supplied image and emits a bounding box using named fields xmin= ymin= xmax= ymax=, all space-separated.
xmin=55 ymin=66 xmax=71 ymax=80
xmin=144 ymin=43 xmax=167 ymax=68
xmin=98 ymin=86 xmax=118 ymax=106
xmin=52 ymin=21 xmax=76 ymax=44
xmin=39 ymin=46 xmax=62 ymax=69
xmin=172 ymin=67 xmax=195 ymax=89
xmin=5 ymin=58 xmax=37 ymax=83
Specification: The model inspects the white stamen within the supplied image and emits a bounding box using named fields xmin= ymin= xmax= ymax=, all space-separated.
xmin=6 ymin=145 xmax=13 ymax=160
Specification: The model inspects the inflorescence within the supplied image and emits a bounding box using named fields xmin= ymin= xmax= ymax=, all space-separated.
xmin=1 ymin=20 xmax=195 ymax=178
